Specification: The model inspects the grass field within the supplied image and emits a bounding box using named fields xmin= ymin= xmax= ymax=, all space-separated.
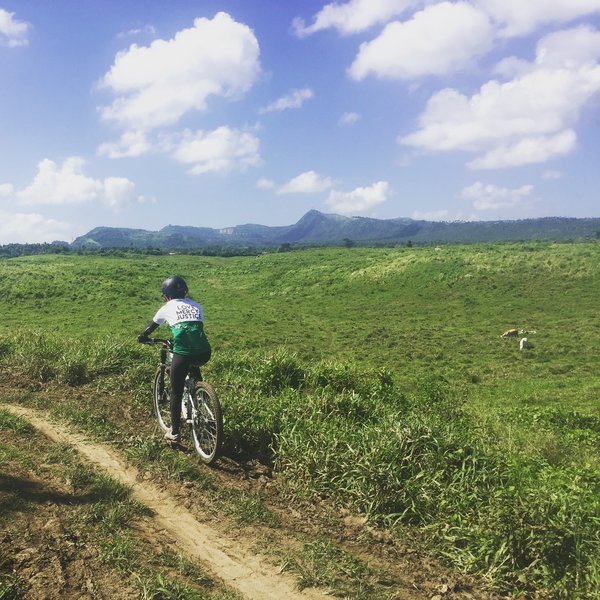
xmin=0 ymin=243 xmax=598 ymax=597
xmin=1 ymin=244 xmax=598 ymax=413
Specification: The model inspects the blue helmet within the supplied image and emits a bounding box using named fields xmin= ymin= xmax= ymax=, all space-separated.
xmin=161 ymin=276 xmax=188 ymax=299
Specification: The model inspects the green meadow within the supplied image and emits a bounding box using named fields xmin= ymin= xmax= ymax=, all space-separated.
xmin=1 ymin=243 xmax=599 ymax=597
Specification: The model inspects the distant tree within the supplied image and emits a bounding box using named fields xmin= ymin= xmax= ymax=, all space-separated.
xmin=342 ymin=238 xmax=355 ymax=248
xmin=406 ymin=240 xmax=413 ymax=248
xmin=278 ymin=243 xmax=292 ymax=252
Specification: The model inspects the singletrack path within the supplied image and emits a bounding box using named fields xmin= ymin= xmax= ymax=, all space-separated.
xmin=2 ymin=403 xmax=327 ymax=600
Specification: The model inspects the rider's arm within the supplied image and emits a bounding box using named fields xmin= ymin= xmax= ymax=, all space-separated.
xmin=138 ymin=320 xmax=159 ymax=343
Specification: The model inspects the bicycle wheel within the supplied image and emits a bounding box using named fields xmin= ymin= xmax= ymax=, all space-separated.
xmin=190 ymin=381 xmax=222 ymax=465
xmin=153 ymin=367 xmax=171 ymax=433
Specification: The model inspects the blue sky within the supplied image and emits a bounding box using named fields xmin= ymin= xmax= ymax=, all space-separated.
xmin=1 ymin=0 xmax=599 ymax=243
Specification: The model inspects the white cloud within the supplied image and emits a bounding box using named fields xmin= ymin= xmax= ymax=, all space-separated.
xmin=13 ymin=157 xmax=143 ymax=211
xmin=461 ymin=182 xmax=534 ymax=210
xmin=493 ymin=56 xmax=533 ymax=79
xmin=99 ymin=12 xmax=260 ymax=132
xmin=401 ymin=27 xmax=600 ymax=168
xmin=277 ymin=171 xmax=337 ymax=194
xmin=475 ymin=0 xmax=600 ymax=37
xmin=0 ymin=8 xmax=30 ymax=47
xmin=97 ymin=130 xmax=151 ymax=158
xmin=256 ymin=177 xmax=275 ymax=190
xmin=349 ymin=2 xmax=493 ymax=80
xmin=339 ymin=112 xmax=361 ymax=126
xmin=260 ymin=88 xmax=313 ymax=113
xmin=468 ymin=131 xmax=577 ymax=169
xmin=292 ymin=0 xmax=416 ymax=37
xmin=535 ymin=25 xmax=600 ymax=69
xmin=0 ymin=183 xmax=14 ymax=197
xmin=326 ymin=181 xmax=389 ymax=213
xmin=0 ymin=210 xmax=70 ymax=244
xmin=258 ymin=171 xmax=337 ymax=194
xmin=17 ymin=158 xmax=103 ymax=205
xmin=102 ymin=177 xmax=145 ymax=211
xmin=168 ymin=127 xmax=261 ymax=175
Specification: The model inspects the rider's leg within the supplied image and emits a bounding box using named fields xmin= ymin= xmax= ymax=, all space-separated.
xmin=169 ymin=353 xmax=189 ymax=436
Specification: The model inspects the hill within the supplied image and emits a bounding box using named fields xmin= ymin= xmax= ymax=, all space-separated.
xmin=0 ymin=245 xmax=598 ymax=598
xmin=71 ymin=210 xmax=600 ymax=249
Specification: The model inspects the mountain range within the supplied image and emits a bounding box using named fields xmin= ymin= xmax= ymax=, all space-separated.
xmin=71 ymin=210 xmax=600 ymax=249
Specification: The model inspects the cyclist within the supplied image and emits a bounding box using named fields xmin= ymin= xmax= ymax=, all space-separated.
xmin=138 ymin=275 xmax=211 ymax=443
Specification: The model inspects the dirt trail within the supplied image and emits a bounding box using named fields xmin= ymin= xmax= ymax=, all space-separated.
xmin=1 ymin=403 xmax=327 ymax=600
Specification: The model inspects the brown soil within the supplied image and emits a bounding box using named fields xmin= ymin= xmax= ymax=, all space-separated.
xmin=0 ymin=401 xmax=505 ymax=600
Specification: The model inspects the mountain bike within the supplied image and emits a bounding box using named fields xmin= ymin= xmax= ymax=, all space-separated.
xmin=145 ymin=338 xmax=222 ymax=465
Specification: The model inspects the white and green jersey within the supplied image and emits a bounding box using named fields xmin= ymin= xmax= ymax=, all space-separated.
xmin=153 ymin=298 xmax=211 ymax=356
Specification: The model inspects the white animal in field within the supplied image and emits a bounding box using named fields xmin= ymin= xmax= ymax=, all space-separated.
xmin=502 ymin=329 xmax=519 ymax=338
xmin=519 ymin=337 xmax=532 ymax=350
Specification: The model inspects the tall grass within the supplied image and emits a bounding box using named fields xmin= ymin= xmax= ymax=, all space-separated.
xmin=1 ymin=333 xmax=598 ymax=596
xmin=220 ymin=354 xmax=598 ymax=597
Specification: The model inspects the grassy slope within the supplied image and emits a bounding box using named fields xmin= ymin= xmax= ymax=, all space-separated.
xmin=0 ymin=243 xmax=599 ymax=597
xmin=0 ymin=243 xmax=598 ymax=415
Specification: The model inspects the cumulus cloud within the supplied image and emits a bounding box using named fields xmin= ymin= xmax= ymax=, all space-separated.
xmin=0 ymin=210 xmax=70 ymax=244
xmin=102 ymin=177 xmax=142 ymax=210
xmin=475 ymin=0 xmax=600 ymax=38
xmin=260 ymin=88 xmax=313 ymax=113
xmin=97 ymin=130 xmax=152 ymax=158
xmin=461 ymin=181 xmax=534 ymax=211
xmin=99 ymin=12 xmax=260 ymax=132
xmin=467 ymin=131 xmax=577 ymax=169
xmin=0 ymin=8 xmax=30 ymax=47
xmin=339 ymin=111 xmax=361 ymax=126
xmin=13 ymin=157 xmax=143 ymax=211
xmin=349 ymin=2 xmax=494 ymax=80
xmin=292 ymin=0 xmax=416 ymax=37
xmin=400 ymin=26 xmax=600 ymax=168
xmin=167 ymin=127 xmax=261 ymax=175
xmin=277 ymin=170 xmax=337 ymax=194
xmin=536 ymin=25 xmax=600 ymax=68
xmin=326 ymin=181 xmax=389 ymax=213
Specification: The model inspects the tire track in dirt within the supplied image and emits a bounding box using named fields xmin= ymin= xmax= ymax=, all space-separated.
xmin=2 ymin=403 xmax=327 ymax=600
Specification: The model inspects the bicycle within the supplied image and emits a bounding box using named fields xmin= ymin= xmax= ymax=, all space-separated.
xmin=145 ymin=338 xmax=223 ymax=465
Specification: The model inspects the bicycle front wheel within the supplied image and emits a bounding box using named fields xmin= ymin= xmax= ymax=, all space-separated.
xmin=153 ymin=367 xmax=172 ymax=433
xmin=190 ymin=381 xmax=222 ymax=465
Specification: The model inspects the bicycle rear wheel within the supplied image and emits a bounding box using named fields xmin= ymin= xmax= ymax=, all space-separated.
xmin=190 ymin=381 xmax=222 ymax=465
xmin=153 ymin=367 xmax=171 ymax=433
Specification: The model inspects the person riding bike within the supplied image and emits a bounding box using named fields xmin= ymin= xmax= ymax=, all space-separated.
xmin=138 ymin=275 xmax=211 ymax=443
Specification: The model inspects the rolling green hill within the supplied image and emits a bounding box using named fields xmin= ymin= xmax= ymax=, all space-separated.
xmin=0 ymin=244 xmax=598 ymax=597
